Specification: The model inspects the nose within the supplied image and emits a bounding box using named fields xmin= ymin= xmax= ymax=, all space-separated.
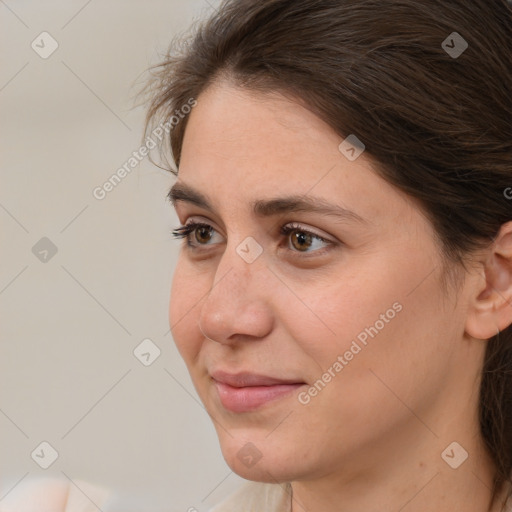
xmin=197 ymin=244 xmax=274 ymax=346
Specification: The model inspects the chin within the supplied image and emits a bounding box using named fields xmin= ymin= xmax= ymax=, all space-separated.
xmin=216 ymin=432 xmax=303 ymax=483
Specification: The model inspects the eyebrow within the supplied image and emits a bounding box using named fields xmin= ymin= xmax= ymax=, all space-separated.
xmin=168 ymin=181 xmax=369 ymax=224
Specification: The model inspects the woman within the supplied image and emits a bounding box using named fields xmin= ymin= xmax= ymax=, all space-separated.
xmin=5 ymin=1 xmax=510 ymax=511
xmin=144 ymin=0 xmax=512 ymax=511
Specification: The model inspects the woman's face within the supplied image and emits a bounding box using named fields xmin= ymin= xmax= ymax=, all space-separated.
xmin=169 ymin=80 xmax=483 ymax=483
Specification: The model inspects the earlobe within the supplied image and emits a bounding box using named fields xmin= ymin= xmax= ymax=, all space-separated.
xmin=465 ymin=222 xmax=512 ymax=340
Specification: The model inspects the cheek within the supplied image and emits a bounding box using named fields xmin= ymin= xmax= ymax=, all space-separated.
xmin=285 ymin=266 xmax=401 ymax=366
xmin=300 ymin=260 xmax=455 ymax=422
xmin=293 ymin=243 xmax=455 ymax=400
xmin=169 ymin=258 xmax=205 ymax=363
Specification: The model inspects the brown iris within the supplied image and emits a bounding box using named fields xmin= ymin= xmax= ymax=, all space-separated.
xmin=290 ymin=230 xmax=313 ymax=252
xmin=195 ymin=225 xmax=213 ymax=244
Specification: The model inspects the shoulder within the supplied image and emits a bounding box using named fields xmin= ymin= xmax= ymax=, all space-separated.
xmin=498 ymin=475 xmax=512 ymax=512
xmin=0 ymin=477 xmax=112 ymax=511
xmin=505 ymin=485 xmax=512 ymax=512
xmin=208 ymin=481 xmax=291 ymax=512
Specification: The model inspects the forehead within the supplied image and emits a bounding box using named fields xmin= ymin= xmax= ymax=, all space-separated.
xmin=183 ymin=79 xmax=341 ymax=156
xmin=177 ymin=80 xmax=411 ymax=227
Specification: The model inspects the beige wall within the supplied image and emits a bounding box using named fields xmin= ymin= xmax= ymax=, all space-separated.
xmin=0 ymin=1 xmax=244 ymax=509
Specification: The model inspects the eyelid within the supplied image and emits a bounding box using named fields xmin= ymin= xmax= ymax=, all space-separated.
xmin=174 ymin=215 xmax=334 ymax=241
xmin=281 ymin=222 xmax=334 ymax=243
xmin=172 ymin=219 xmax=337 ymax=255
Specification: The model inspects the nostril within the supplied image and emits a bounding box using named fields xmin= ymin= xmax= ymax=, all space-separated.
xmin=198 ymin=320 xmax=219 ymax=343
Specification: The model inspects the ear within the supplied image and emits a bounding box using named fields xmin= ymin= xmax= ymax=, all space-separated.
xmin=465 ymin=221 xmax=512 ymax=340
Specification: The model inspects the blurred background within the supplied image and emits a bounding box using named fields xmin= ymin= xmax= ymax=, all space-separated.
xmin=0 ymin=1 xmax=246 ymax=510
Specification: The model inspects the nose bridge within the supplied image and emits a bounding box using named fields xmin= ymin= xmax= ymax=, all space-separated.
xmin=215 ymin=231 xmax=267 ymax=293
xmin=198 ymin=237 xmax=271 ymax=342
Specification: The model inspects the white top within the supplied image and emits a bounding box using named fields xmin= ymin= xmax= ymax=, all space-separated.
xmin=209 ymin=480 xmax=512 ymax=512
xmin=208 ymin=481 xmax=292 ymax=511
xmin=0 ymin=477 xmax=112 ymax=512
xmin=2 ymin=476 xmax=511 ymax=511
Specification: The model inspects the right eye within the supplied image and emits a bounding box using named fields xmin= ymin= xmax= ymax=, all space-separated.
xmin=171 ymin=221 xmax=224 ymax=248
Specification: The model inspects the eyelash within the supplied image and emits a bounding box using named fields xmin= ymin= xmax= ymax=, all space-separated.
xmin=171 ymin=221 xmax=334 ymax=256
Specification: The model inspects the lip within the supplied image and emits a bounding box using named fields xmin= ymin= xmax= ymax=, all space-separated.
xmin=211 ymin=371 xmax=306 ymax=413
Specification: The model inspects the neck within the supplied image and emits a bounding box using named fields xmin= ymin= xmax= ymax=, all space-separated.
xmin=290 ymin=419 xmax=501 ymax=512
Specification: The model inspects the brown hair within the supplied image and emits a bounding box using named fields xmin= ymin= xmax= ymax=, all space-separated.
xmin=143 ymin=0 xmax=512 ymax=507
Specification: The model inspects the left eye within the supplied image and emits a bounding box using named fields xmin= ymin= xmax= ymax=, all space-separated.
xmin=279 ymin=223 xmax=332 ymax=253
xmin=171 ymin=221 xmax=333 ymax=254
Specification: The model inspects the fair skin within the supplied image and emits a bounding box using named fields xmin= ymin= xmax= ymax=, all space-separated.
xmin=169 ymin=79 xmax=512 ymax=512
